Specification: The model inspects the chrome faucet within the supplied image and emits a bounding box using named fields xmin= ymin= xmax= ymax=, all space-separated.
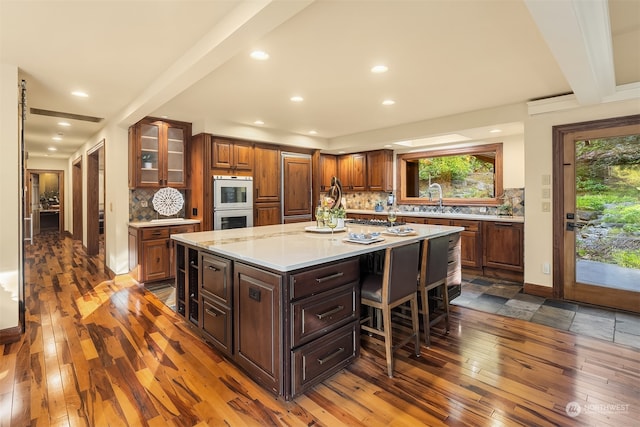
xmin=428 ymin=183 xmax=443 ymax=213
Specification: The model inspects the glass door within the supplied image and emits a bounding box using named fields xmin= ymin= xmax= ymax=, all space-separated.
xmin=561 ymin=123 xmax=640 ymax=313
xmin=139 ymin=122 xmax=160 ymax=185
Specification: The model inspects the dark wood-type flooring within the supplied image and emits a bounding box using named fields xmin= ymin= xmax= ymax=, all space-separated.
xmin=2 ymin=231 xmax=638 ymax=426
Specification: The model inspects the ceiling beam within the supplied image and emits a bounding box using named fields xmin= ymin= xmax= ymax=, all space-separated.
xmin=524 ymin=0 xmax=616 ymax=105
xmin=114 ymin=0 xmax=314 ymax=128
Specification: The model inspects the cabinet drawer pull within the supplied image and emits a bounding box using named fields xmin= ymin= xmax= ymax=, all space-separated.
xmin=318 ymin=347 xmax=345 ymax=365
xmin=494 ymin=222 xmax=513 ymax=227
xmin=205 ymin=307 xmax=223 ymax=317
xmin=315 ymin=272 xmax=343 ymax=283
xmin=207 ymin=265 xmax=218 ymax=271
xmin=316 ymin=305 xmax=344 ymax=320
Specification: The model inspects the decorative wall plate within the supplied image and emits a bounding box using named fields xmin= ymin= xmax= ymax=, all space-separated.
xmin=152 ymin=187 xmax=184 ymax=216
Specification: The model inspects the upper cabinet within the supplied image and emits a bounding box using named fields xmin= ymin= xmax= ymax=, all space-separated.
xmin=319 ymin=154 xmax=337 ymax=192
xmin=254 ymin=145 xmax=280 ymax=203
xmin=338 ymin=153 xmax=366 ymax=191
xmin=366 ymin=150 xmax=393 ymax=192
xmin=212 ymin=138 xmax=253 ymax=171
xmin=129 ymin=117 xmax=191 ymax=189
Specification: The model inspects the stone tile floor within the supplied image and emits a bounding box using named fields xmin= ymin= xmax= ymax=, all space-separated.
xmin=452 ymin=275 xmax=640 ymax=349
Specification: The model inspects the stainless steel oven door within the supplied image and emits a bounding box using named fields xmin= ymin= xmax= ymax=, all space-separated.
xmin=213 ymin=176 xmax=253 ymax=210
xmin=213 ymin=209 xmax=254 ymax=230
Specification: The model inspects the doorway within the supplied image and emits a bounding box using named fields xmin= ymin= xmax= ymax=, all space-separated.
xmin=27 ymin=169 xmax=64 ymax=235
xmin=72 ymin=158 xmax=83 ymax=241
xmin=87 ymin=141 xmax=105 ymax=256
xmin=553 ymin=114 xmax=640 ymax=313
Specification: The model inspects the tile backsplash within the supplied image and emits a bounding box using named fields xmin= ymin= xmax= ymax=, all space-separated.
xmin=344 ymin=188 xmax=524 ymax=217
xmin=129 ymin=188 xmax=186 ymax=222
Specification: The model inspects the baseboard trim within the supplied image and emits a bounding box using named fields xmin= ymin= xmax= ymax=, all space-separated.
xmin=0 ymin=325 xmax=22 ymax=344
xmin=524 ymin=282 xmax=553 ymax=298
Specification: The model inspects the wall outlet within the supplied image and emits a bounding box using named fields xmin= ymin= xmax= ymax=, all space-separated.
xmin=542 ymin=263 xmax=551 ymax=274
xmin=140 ymin=200 xmax=148 ymax=207
xmin=542 ymin=201 xmax=550 ymax=212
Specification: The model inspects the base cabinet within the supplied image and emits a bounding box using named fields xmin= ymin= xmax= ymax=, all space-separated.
xmin=483 ymin=222 xmax=524 ymax=272
xmin=129 ymin=223 xmax=198 ymax=284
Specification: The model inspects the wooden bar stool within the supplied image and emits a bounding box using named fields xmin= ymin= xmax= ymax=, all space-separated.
xmin=360 ymin=241 xmax=421 ymax=377
xmin=418 ymin=235 xmax=451 ymax=347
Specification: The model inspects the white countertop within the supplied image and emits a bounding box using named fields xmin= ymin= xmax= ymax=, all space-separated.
xmin=172 ymin=221 xmax=463 ymax=272
xmin=128 ymin=218 xmax=201 ymax=228
xmin=347 ymin=209 xmax=524 ymax=223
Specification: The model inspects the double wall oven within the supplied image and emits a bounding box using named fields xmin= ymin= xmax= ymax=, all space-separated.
xmin=213 ymin=176 xmax=253 ymax=230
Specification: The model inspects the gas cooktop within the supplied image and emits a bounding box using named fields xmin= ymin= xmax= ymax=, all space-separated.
xmin=345 ymin=218 xmax=406 ymax=227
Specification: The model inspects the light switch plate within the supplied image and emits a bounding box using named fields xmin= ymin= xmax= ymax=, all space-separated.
xmin=542 ymin=201 xmax=550 ymax=212
xmin=542 ymin=174 xmax=551 ymax=185
xmin=542 ymin=188 xmax=551 ymax=199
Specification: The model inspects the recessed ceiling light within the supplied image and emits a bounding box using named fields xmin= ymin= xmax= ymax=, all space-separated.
xmin=384 ymin=144 xmax=392 ymax=148
xmin=290 ymin=96 xmax=304 ymax=102
xmin=338 ymin=151 xmax=346 ymax=154
xmin=48 ymin=147 xmax=57 ymax=151
xmin=308 ymin=130 xmax=318 ymax=135
xmin=71 ymin=90 xmax=89 ymax=98
xmin=250 ymin=50 xmax=269 ymax=60
xmin=161 ymin=115 xmax=168 ymax=119
xmin=52 ymin=136 xmax=62 ymax=141
xmin=489 ymin=128 xmax=502 ymax=133
xmin=58 ymin=121 xmax=71 ymax=127
xmin=254 ymin=120 xmax=264 ymax=125
xmin=382 ymin=99 xmax=395 ymax=106
xmin=371 ymin=65 xmax=388 ymax=73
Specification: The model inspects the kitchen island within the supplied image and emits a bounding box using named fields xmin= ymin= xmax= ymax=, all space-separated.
xmin=171 ymin=221 xmax=462 ymax=400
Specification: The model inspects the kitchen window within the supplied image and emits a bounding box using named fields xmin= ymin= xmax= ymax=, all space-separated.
xmin=397 ymin=143 xmax=503 ymax=206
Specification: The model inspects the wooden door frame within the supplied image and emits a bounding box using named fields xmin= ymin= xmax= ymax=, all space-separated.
xmin=86 ymin=140 xmax=104 ymax=256
xmin=552 ymin=114 xmax=640 ymax=309
xmin=28 ymin=168 xmax=65 ymax=234
xmin=72 ymin=157 xmax=83 ymax=241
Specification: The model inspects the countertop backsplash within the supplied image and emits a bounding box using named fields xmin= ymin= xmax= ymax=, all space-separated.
xmin=129 ymin=188 xmax=186 ymax=222
xmin=342 ymin=188 xmax=524 ymax=217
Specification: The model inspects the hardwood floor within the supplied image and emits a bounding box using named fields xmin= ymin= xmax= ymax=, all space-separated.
xmin=2 ymin=231 xmax=638 ymax=426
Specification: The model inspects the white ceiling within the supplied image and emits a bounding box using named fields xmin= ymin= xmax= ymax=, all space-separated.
xmin=1 ymin=0 xmax=638 ymax=159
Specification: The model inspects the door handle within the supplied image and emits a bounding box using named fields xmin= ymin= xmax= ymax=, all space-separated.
xmin=566 ymin=222 xmax=583 ymax=231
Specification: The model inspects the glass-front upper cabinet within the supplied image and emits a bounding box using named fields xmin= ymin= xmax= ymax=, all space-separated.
xmin=129 ymin=118 xmax=191 ymax=189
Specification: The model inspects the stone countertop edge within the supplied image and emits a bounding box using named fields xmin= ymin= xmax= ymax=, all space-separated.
xmin=347 ymin=209 xmax=524 ymax=223
xmin=128 ymin=219 xmax=201 ymax=228
xmin=170 ymin=221 xmax=463 ymax=273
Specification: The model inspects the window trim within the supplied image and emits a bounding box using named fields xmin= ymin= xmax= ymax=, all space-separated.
xmin=396 ymin=142 xmax=503 ymax=206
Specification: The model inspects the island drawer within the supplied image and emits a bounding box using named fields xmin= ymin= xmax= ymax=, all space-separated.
xmin=290 ymin=322 xmax=358 ymax=397
xmin=291 ymin=283 xmax=358 ymax=347
xmin=141 ymin=227 xmax=170 ymax=240
xmin=289 ymin=258 xmax=359 ymax=300
xmin=202 ymin=296 xmax=232 ymax=355
xmin=201 ymin=253 xmax=232 ymax=305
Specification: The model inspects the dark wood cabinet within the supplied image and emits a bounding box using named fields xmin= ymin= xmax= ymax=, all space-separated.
xmin=234 ymin=263 xmax=283 ymax=396
xmin=366 ymin=149 xmax=393 ymax=192
xmin=187 ymin=133 xmax=213 ymax=231
xmin=282 ymin=155 xmax=312 ymax=218
xmin=483 ymin=222 xmax=524 ymax=272
xmin=129 ymin=223 xmax=198 ymax=284
xmin=254 ymin=145 xmax=280 ymax=203
xmin=451 ymin=220 xmax=482 ymax=269
xmin=338 ymin=153 xmax=366 ymax=191
xmin=129 ymin=117 xmax=191 ymax=189
xmin=319 ymin=154 xmax=337 ymax=191
xmin=255 ymin=202 xmax=281 ymax=226
xmin=212 ymin=138 xmax=253 ymax=171
xmin=174 ymin=243 xmax=199 ymax=324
